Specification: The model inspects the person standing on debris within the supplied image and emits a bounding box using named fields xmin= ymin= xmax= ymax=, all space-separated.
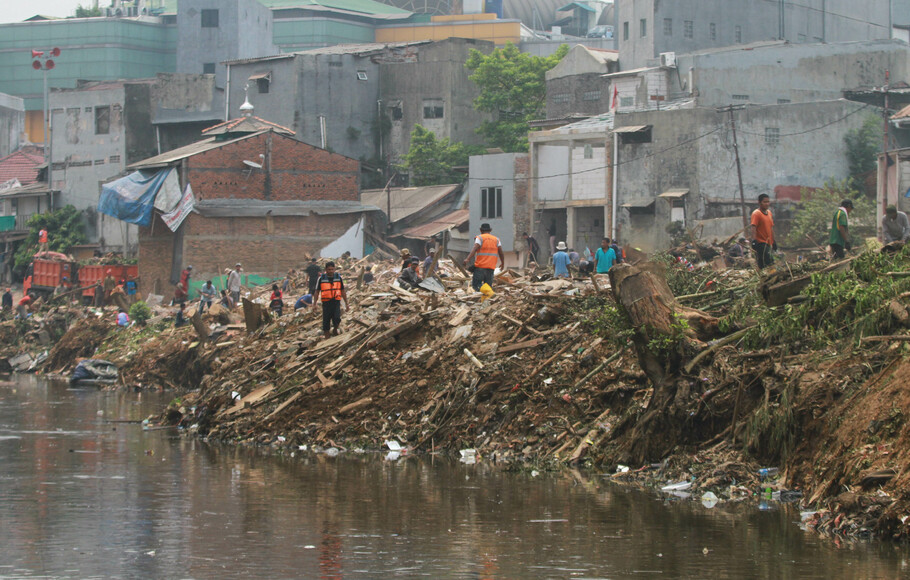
xmin=199 ymin=280 xmax=216 ymax=311
xmin=399 ymin=257 xmax=424 ymax=290
xmin=305 ymin=258 xmax=321 ymax=295
xmin=2 ymin=288 xmax=12 ymax=312
xmin=593 ymin=237 xmax=616 ymax=275
xmin=362 ymin=266 xmax=374 ymax=285
xmin=269 ymin=283 xmax=284 ymax=317
xmin=282 ymin=269 xmax=295 ymax=294
xmin=314 ymin=261 xmax=347 ymax=338
xmin=124 ymin=277 xmax=138 ymax=304
xmin=830 ymin=199 xmax=854 ymax=259
xmin=38 ymin=228 xmax=48 ymax=253
xmin=103 ymin=269 xmax=117 ymax=305
xmin=750 ymin=194 xmax=776 ymax=269
xmin=423 ymin=249 xmax=436 ymax=278
xmin=523 ymin=232 xmax=540 ymax=265
xmin=882 ymin=205 xmax=910 ymax=243
xmin=464 ymin=223 xmax=504 ymax=291
xmin=553 ymin=241 xmax=571 ymax=278
xmin=228 ymin=263 xmax=242 ymax=306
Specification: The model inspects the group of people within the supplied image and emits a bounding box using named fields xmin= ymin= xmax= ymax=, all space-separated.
xmin=747 ymin=194 xmax=910 ymax=269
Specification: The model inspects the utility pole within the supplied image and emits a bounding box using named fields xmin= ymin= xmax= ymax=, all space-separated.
xmin=717 ymin=104 xmax=748 ymax=235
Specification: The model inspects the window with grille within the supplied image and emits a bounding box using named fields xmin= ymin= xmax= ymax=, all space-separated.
xmin=552 ymin=93 xmax=571 ymax=104
xmin=203 ymin=63 xmax=215 ymax=75
xmin=95 ymin=106 xmax=110 ymax=135
xmin=732 ymin=94 xmax=749 ymax=101
xmin=582 ymin=91 xmax=601 ymax=101
xmin=663 ymin=18 xmax=672 ymax=36
xmin=710 ymin=23 xmax=716 ymax=40
xmin=620 ymin=96 xmax=633 ymax=107
xmin=684 ymin=20 xmax=693 ymax=38
xmin=765 ymin=128 xmax=780 ymax=145
xmin=623 ymin=21 xmax=629 ymax=40
xmin=481 ymin=187 xmax=502 ymax=219
xmin=735 ymin=25 xmax=742 ymax=43
xmin=640 ymin=18 xmax=647 ymax=37
xmin=423 ymin=100 xmax=444 ymax=119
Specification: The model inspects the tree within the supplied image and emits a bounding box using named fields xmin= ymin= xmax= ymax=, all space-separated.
xmin=786 ymin=180 xmax=874 ymax=247
xmin=74 ymin=4 xmax=103 ymax=17
xmin=13 ymin=206 xmax=88 ymax=278
xmin=844 ymin=115 xmax=880 ymax=181
xmin=400 ymin=125 xmax=483 ymax=186
xmin=465 ymin=43 xmax=569 ymax=152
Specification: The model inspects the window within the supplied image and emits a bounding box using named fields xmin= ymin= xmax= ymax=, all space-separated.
xmin=356 ymin=71 xmax=368 ymax=81
xmin=619 ymin=126 xmax=652 ymax=144
xmin=422 ymin=100 xmax=444 ymax=119
xmin=582 ymin=90 xmax=601 ymax=101
xmin=709 ymin=22 xmax=716 ymax=40
xmin=735 ymin=25 xmax=742 ymax=43
xmin=390 ymin=106 xmax=403 ymax=121
xmin=95 ymin=106 xmax=110 ymax=135
xmin=684 ymin=20 xmax=693 ymax=39
xmin=620 ymin=96 xmax=633 ymax=108
xmin=623 ymin=21 xmax=629 ymax=40
xmin=201 ymin=9 xmax=218 ymax=28
xmin=640 ymin=18 xmax=647 ymax=37
xmin=663 ymin=18 xmax=672 ymax=36
xmin=777 ymin=98 xmax=791 ymax=104
xmin=552 ymin=93 xmax=571 ymax=104
xmin=328 ymin=61 xmax=343 ymax=68
xmin=481 ymin=187 xmax=502 ymax=219
xmin=583 ymin=144 xmax=593 ymax=159
xmin=257 ymin=78 xmax=269 ymax=94
xmin=765 ymin=128 xmax=780 ymax=145
xmin=202 ymin=62 xmax=215 ymax=75
xmin=732 ymin=94 xmax=749 ymax=101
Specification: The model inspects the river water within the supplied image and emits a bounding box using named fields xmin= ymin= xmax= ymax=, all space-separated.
xmin=0 ymin=375 xmax=907 ymax=579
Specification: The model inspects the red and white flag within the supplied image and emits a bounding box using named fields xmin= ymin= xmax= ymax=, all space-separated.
xmin=611 ymin=84 xmax=619 ymax=111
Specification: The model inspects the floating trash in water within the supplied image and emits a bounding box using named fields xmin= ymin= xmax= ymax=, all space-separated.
xmin=385 ymin=440 xmax=402 ymax=451
xmin=701 ymin=491 xmax=719 ymax=508
xmin=661 ymin=480 xmax=692 ymax=492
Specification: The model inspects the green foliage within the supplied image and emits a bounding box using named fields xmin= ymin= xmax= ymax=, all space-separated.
xmin=744 ymin=382 xmax=798 ymax=462
xmin=400 ymin=125 xmax=483 ymax=186
xmin=74 ymin=4 xmax=103 ymax=17
xmin=736 ymin=245 xmax=910 ymax=350
xmin=844 ymin=115 xmax=881 ymax=180
xmin=575 ymin=296 xmax=635 ymax=349
xmin=646 ymin=314 xmax=691 ymax=358
xmin=129 ymin=301 xmax=152 ymax=325
xmin=13 ymin=205 xmax=87 ymax=278
xmin=650 ymin=252 xmax=708 ymax=296
xmin=785 ymin=180 xmax=874 ymax=247
xmin=465 ymin=43 xmax=569 ymax=152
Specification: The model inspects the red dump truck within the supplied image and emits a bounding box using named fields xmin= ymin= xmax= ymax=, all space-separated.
xmin=79 ymin=264 xmax=139 ymax=300
xmin=23 ymin=253 xmax=77 ymax=298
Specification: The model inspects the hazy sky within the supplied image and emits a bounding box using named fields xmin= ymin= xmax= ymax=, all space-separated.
xmin=0 ymin=1 xmax=84 ymax=24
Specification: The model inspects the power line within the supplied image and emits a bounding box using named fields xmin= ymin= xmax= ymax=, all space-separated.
xmin=737 ymin=102 xmax=873 ymax=137
xmin=785 ymin=0 xmax=890 ymax=31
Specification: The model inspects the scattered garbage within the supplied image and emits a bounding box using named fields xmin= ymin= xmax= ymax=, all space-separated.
xmin=700 ymin=491 xmax=719 ymax=508
xmin=661 ymin=480 xmax=693 ymax=492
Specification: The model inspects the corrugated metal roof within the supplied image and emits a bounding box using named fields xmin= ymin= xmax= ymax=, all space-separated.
xmin=397 ymin=208 xmax=469 ymax=239
xmin=893 ymin=103 xmax=910 ymax=120
xmin=620 ymin=198 xmax=655 ymax=208
xmin=557 ymin=2 xmax=595 ymax=12
xmin=613 ymin=125 xmax=650 ymax=134
xmin=202 ymin=115 xmax=295 ymax=136
xmin=194 ymin=199 xmax=380 ymax=218
xmin=658 ymin=188 xmax=688 ymax=199
xmin=360 ymin=184 xmax=460 ymax=223
xmin=0 ymin=181 xmax=51 ymax=199
xmin=128 ymin=134 xmax=258 ymax=169
xmin=159 ymin=0 xmax=411 ymax=17
xmin=292 ymin=41 xmax=430 ymax=56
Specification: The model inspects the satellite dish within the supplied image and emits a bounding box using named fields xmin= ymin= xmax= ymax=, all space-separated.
xmin=243 ymin=160 xmax=262 ymax=169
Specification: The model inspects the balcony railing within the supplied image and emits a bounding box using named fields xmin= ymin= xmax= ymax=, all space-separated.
xmin=0 ymin=214 xmax=35 ymax=233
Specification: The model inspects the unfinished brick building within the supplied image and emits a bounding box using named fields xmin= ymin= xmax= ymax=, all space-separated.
xmin=130 ymin=112 xmax=377 ymax=296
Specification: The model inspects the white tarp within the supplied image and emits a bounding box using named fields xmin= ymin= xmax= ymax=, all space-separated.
xmin=153 ymin=168 xmax=182 ymax=213
xmin=162 ymin=184 xmax=196 ymax=232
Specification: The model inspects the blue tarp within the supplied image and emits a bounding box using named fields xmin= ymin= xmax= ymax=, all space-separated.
xmin=98 ymin=170 xmax=171 ymax=226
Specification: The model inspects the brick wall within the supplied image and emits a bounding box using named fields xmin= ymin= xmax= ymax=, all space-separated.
xmin=138 ymin=218 xmax=177 ymax=297
xmin=186 ymin=132 xmax=359 ymax=202
xmin=513 ymin=154 xmax=531 ymax=240
xmin=546 ymin=74 xmax=611 ymax=119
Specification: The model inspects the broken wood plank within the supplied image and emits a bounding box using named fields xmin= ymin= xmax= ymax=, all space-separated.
xmin=526 ymin=341 xmax=575 ymax=382
xmin=569 ymin=428 xmax=598 ymax=464
xmin=265 ymin=391 xmax=302 ymax=420
xmin=861 ymin=335 xmax=910 ymax=343
xmin=219 ymin=384 xmax=276 ymax=417
xmin=497 ymin=337 xmax=545 ymax=354
xmin=463 ymin=348 xmax=484 ymax=369
xmin=448 ymin=306 xmax=471 ymax=327
xmin=338 ymin=396 xmax=372 ymax=415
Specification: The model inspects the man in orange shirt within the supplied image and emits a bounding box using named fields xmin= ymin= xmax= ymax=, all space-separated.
xmin=464 ymin=223 xmax=505 ymax=291
xmin=750 ymin=194 xmax=776 ymax=270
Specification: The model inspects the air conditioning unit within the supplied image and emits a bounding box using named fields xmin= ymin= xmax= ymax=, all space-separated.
xmin=660 ymin=52 xmax=677 ymax=68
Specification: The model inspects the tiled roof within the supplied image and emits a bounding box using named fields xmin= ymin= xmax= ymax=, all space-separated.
xmin=0 ymin=146 xmax=45 ymax=186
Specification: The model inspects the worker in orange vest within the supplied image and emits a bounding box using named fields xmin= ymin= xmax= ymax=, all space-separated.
xmin=464 ymin=223 xmax=505 ymax=291
xmin=38 ymin=228 xmax=49 ymax=253
xmin=313 ymin=261 xmax=348 ymax=339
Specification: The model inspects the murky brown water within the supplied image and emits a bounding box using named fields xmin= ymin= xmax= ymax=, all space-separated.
xmin=0 ymin=374 xmax=908 ymax=579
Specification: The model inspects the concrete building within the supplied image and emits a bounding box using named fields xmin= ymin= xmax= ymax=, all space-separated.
xmin=48 ymin=74 xmax=223 ymax=253
xmin=129 ymin=114 xmax=375 ymax=295
xmin=176 ymin=0 xmax=277 ymax=89
xmin=616 ymin=0 xmax=895 ymax=70
xmin=380 ymin=38 xmax=493 ymax=164
xmin=545 ymin=45 xmax=619 ymax=118
xmin=466 ymin=152 xmax=531 ymax=266
xmin=0 ymin=94 xmax=26 ymax=159
xmin=225 ymin=39 xmax=494 ymax=164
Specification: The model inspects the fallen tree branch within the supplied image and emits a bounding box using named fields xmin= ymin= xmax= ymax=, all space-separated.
xmin=683 ymin=326 xmax=753 ymax=374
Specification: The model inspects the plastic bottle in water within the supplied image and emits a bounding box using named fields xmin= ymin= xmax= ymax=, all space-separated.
xmin=758 ymin=467 xmax=779 ymax=478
